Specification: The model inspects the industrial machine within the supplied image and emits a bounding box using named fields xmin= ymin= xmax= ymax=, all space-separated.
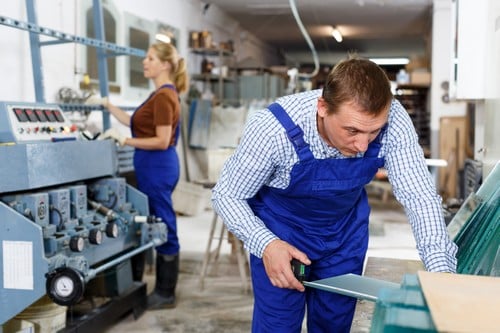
xmin=0 ymin=101 xmax=166 ymax=331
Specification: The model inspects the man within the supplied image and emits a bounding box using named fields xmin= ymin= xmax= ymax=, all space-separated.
xmin=212 ymin=56 xmax=457 ymax=332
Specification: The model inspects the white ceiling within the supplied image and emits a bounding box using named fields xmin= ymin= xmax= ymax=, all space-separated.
xmin=207 ymin=0 xmax=433 ymax=64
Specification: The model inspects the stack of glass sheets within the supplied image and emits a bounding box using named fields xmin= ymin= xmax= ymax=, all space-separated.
xmin=370 ymin=162 xmax=499 ymax=332
xmin=447 ymin=162 xmax=500 ymax=276
xmin=370 ymin=274 xmax=436 ymax=332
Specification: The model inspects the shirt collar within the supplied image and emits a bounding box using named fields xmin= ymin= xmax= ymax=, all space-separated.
xmin=306 ymin=101 xmax=343 ymax=158
xmin=307 ymin=101 xmax=364 ymax=159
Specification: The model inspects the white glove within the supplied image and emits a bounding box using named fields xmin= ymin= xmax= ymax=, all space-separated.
xmin=85 ymin=95 xmax=109 ymax=107
xmin=100 ymin=128 xmax=126 ymax=146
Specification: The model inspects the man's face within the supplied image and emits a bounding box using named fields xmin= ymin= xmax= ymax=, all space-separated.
xmin=317 ymin=98 xmax=389 ymax=157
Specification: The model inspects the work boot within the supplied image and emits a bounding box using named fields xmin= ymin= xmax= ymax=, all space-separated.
xmin=147 ymin=253 xmax=179 ymax=310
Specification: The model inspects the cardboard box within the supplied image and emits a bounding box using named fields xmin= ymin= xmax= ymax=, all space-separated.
xmin=172 ymin=181 xmax=211 ymax=216
xmin=410 ymin=71 xmax=431 ymax=85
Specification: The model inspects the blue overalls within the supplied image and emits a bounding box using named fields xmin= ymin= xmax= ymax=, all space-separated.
xmin=131 ymin=84 xmax=181 ymax=255
xmin=248 ymin=103 xmax=386 ymax=332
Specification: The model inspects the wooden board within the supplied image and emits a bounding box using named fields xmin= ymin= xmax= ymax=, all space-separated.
xmin=418 ymin=271 xmax=500 ymax=333
xmin=438 ymin=116 xmax=467 ymax=199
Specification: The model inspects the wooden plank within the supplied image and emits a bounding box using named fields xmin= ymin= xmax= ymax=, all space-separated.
xmin=418 ymin=271 xmax=500 ymax=333
xmin=438 ymin=116 xmax=467 ymax=199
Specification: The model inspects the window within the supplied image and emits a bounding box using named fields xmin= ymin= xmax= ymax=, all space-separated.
xmin=82 ymin=1 xmax=180 ymax=100
xmin=129 ymin=27 xmax=149 ymax=89
xmin=86 ymin=6 xmax=117 ymax=84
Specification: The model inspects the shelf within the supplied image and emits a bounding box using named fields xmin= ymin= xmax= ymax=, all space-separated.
xmin=190 ymin=47 xmax=233 ymax=57
xmin=191 ymin=74 xmax=235 ymax=83
xmin=394 ymin=85 xmax=430 ymax=155
xmin=189 ymin=46 xmax=237 ymax=102
xmin=0 ymin=15 xmax=145 ymax=57
xmin=1 ymin=4 xmax=145 ymax=129
xmin=396 ymin=83 xmax=430 ymax=90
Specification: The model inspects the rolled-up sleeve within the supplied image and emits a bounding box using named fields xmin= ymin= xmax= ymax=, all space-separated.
xmin=212 ymin=110 xmax=281 ymax=257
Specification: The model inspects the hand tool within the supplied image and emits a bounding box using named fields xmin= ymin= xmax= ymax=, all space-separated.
xmin=291 ymin=259 xmax=400 ymax=302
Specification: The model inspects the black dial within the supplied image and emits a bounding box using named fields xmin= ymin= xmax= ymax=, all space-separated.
xmin=89 ymin=228 xmax=103 ymax=245
xmin=46 ymin=267 xmax=85 ymax=306
xmin=106 ymin=222 xmax=119 ymax=238
xmin=69 ymin=236 xmax=85 ymax=252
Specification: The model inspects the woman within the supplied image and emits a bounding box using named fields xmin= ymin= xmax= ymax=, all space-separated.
xmin=102 ymin=42 xmax=188 ymax=309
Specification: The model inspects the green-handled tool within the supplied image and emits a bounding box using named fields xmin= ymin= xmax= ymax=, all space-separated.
xmin=291 ymin=259 xmax=400 ymax=302
xmin=291 ymin=258 xmax=307 ymax=282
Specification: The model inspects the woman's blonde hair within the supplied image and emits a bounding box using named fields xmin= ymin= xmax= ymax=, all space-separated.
xmin=151 ymin=42 xmax=189 ymax=93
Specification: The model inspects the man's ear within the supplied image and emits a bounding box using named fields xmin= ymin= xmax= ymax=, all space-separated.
xmin=317 ymin=98 xmax=329 ymax=118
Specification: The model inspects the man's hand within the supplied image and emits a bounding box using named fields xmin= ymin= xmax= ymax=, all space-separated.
xmin=100 ymin=128 xmax=126 ymax=146
xmin=262 ymin=239 xmax=311 ymax=292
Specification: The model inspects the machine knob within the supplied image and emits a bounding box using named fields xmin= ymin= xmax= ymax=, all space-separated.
xmin=69 ymin=236 xmax=85 ymax=252
xmin=105 ymin=222 xmax=119 ymax=238
xmin=46 ymin=267 xmax=85 ymax=306
xmin=89 ymin=228 xmax=103 ymax=245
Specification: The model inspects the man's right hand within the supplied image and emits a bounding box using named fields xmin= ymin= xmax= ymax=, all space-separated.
xmin=262 ymin=239 xmax=311 ymax=292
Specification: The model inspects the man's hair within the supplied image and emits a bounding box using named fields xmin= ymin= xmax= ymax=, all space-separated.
xmin=321 ymin=54 xmax=392 ymax=115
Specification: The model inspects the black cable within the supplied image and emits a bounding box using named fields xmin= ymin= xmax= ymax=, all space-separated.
xmin=50 ymin=205 xmax=64 ymax=231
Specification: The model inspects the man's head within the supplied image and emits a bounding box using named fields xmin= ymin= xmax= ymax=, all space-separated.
xmin=317 ymin=56 xmax=392 ymax=156
xmin=321 ymin=55 xmax=393 ymax=116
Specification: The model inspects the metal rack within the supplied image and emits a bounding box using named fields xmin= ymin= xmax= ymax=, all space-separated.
xmin=0 ymin=0 xmax=146 ymax=129
xmin=0 ymin=2 xmax=157 ymax=330
xmin=395 ymin=84 xmax=431 ymax=156
xmin=190 ymin=47 xmax=237 ymax=103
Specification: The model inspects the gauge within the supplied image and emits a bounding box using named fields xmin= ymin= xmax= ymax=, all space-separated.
xmin=55 ymin=275 xmax=74 ymax=297
xmin=89 ymin=228 xmax=103 ymax=245
xmin=106 ymin=222 xmax=119 ymax=238
xmin=69 ymin=236 xmax=85 ymax=252
xmin=46 ymin=267 xmax=85 ymax=306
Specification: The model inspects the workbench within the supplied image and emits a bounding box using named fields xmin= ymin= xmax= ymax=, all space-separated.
xmin=351 ymin=257 xmax=424 ymax=332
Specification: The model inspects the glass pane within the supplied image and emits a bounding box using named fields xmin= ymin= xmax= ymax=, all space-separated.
xmin=129 ymin=27 xmax=149 ymax=88
xmin=86 ymin=7 xmax=116 ymax=82
xmin=448 ymin=162 xmax=500 ymax=276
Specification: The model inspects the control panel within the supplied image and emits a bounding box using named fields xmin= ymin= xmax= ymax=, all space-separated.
xmin=0 ymin=101 xmax=79 ymax=143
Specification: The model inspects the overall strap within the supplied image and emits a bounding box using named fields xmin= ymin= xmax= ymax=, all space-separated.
xmin=159 ymin=84 xmax=181 ymax=145
xmin=159 ymin=83 xmax=177 ymax=93
xmin=267 ymin=103 xmax=314 ymax=161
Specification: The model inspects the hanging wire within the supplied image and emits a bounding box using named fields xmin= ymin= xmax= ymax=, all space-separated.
xmin=288 ymin=0 xmax=320 ymax=78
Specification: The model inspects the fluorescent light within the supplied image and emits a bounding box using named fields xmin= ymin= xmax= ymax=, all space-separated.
xmin=155 ymin=33 xmax=171 ymax=44
xmin=331 ymin=27 xmax=343 ymax=43
xmin=369 ymin=57 xmax=410 ymax=65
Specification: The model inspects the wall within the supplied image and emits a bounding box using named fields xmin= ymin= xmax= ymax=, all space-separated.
xmin=430 ymin=0 xmax=467 ymax=159
xmin=0 ymin=0 xmax=281 ymax=182
xmin=0 ymin=0 xmax=279 ymax=104
xmin=431 ymin=0 xmax=500 ymax=187
xmin=2 ymin=0 xmax=498 ymax=181
xmin=475 ymin=0 xmax=500 ymax=176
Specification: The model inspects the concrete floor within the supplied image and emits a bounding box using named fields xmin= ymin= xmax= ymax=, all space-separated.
xmin=102 ymin=192 xmax=422 ymax=333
